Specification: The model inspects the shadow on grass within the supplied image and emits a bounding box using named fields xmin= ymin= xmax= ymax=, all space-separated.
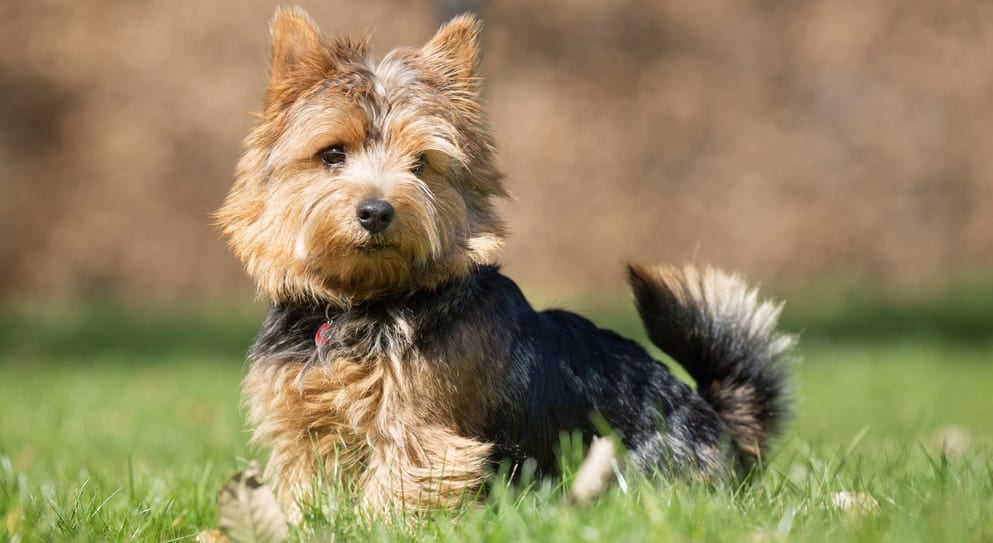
xmin=777 ymin=289 xmax=993 ymax=346
xmin=0 ymin=302 xmax=265 ymax=362
xmin=2 ymin=280 xmax=991 ymax=362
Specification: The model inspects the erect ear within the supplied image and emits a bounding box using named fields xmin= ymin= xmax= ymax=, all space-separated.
xmin=266 ymin=6 xmax=334 ymax=106
xmin=421 ymin=13 xmax=482 ymax=92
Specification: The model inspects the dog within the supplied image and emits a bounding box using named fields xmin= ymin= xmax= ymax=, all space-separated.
xmin=216 ymin=6 xmax=794 ymax=515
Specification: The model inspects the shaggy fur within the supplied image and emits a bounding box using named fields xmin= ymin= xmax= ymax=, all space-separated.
xmin=217 ymin=7 xmax=794 ymax=516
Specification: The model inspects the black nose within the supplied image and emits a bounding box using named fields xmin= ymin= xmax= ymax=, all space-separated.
xmin=356 ymin=199 xmax=395 ymax=233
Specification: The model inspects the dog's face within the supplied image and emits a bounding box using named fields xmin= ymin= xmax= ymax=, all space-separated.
xmin=218 ymin=8 xmax=507 ymax=302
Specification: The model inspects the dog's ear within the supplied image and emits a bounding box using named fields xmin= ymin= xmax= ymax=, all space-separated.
xmin=422 ymin=14 xmax=482 ymax=94
xmin=266 ymin=6 xmax=334 ymax=108
xmin=268 ymin=7 xmax=328 ymax=82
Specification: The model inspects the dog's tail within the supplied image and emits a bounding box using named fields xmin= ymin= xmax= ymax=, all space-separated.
xmin=627 ymin=263 xmax=795 ymax=472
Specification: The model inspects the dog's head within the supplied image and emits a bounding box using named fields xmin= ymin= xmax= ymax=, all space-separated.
xmin=218 ymin=7 xmax=507 ymax=302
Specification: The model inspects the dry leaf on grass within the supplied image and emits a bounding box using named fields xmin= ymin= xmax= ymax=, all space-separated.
xmin=932 ymin=425 xmax=972 ymax=456
xmin=828 ymin=491 xmax=879 ymax=515
xmin=217 ymin=461 xmax=288 ymax=543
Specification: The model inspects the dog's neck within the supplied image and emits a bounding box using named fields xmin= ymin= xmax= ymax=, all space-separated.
xmin=250 ymin=265 xmax=497 ymax=366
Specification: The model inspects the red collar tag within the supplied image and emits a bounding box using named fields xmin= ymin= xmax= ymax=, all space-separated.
xmin=315 ymin=322 xmax=333 ymax=347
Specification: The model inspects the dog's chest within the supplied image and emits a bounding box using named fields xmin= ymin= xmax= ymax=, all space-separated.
xmin=243 ymin=348 xmax=493 ymax=510
xmin=243 ymin=295 xmax=507 ymax=508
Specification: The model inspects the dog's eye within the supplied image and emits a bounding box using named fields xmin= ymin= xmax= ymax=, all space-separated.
xmin=411 ymin=153 xmax=426 ymax=176
xmin=317 ymin=144 xmax=347 ymax=167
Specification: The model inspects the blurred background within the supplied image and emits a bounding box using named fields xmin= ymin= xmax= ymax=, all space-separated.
xmin=2 ymin=0 xmax=992 ymax=305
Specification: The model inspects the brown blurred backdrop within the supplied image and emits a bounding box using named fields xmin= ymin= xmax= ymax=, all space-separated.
xmin=1 ymin=0 xmax=991 ymax=303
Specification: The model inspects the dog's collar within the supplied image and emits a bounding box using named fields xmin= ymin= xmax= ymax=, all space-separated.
xmin=315 ymin=321 xmax=333 ymax=347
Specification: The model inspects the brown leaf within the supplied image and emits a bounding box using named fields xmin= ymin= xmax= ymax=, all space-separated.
xmin=828 ymin=491 xmax=879 ymax=515
xmin=932 ymin=425 xmax=972 ymax=456
xmin=217 ymin=461 xmax=289 ymax=543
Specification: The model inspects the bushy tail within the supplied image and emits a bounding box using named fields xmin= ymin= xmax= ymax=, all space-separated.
xmin=628 ymin=263 xmax=795 ymax=471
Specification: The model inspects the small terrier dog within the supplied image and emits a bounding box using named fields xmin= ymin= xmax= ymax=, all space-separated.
xmin=218 ymin=7 xmax=794 ymax=515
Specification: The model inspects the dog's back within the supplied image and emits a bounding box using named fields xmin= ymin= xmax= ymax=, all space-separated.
xmin=477 ymin=264 xmax=793 ymax=479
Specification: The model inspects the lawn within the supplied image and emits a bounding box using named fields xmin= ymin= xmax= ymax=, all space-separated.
xmin=1 ymin=289 xmax=991 ymax=542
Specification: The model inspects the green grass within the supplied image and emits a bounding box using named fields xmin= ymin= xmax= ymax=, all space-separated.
xmin=1 ymin=293 xmax=992 ymax=542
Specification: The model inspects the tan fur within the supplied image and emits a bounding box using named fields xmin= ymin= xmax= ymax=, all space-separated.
xmin=244 ymin=354 xmax=494 ymax=514
xmin=705 ymin=380 xmax=764 ymax=460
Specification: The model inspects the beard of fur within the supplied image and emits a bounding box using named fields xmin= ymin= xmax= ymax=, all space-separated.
xmin=298 ymin=176 xmax=472 ymax=301
xmin=219 ymin=155 xmax=490 ymax=303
